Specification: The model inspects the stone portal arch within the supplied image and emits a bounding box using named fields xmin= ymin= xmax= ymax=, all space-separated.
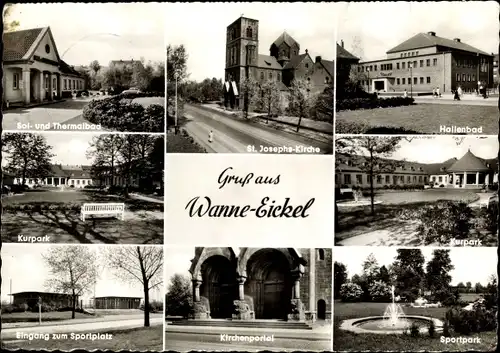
xmin=317 ymin=299 xmax=326 ymax=320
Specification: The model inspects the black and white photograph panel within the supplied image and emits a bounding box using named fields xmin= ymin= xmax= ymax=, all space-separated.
xmin=1 ymin=132 xmax=164 ymax=244
xmin=165 ymin=246 xmax=332 ymax=351
xmin=334 ymin=135 xmax=498 ymax=246
xmin=2 ymin=3 xmax=165 ymax=133
xmin=335 ymin=1 xmax=498 ymax=135
xmin=333 ymin=247 xmax=498 ymax=352
xmin=166 ymin=2 xmax=335 ymax=154
xmin=1 ymin=244 xmax=164 ymax=351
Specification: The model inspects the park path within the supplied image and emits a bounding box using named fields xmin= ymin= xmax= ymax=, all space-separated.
xmin=129 ymin=193 xmax=164 ymax=204
xmin=182 ymin=104 xmax=331 ymax=154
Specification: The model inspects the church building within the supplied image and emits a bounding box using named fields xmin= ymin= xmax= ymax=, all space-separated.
xmin=188 ymin=247 xmax=332 ymax=322
xmin=224 ymin=16 xmax=334 ymax=109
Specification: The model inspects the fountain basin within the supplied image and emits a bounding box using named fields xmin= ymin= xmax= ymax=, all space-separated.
xmin=337 ymin=200 xmax=383 ymax=207
xmin=340 ymin=316 xmax=444 ymax=335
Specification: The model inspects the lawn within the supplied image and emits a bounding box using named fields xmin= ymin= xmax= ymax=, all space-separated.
xmin=167 ymin=130 xmax=207 ymax=153
xmin=334 ymin=301 xmax=497 ymax=351
xmin=1 ymin=190 xmax=164 ymax=243
xmin=459 ymin=293 xmax=485 ymax=303
xmin=373 ymin=189 xmax=479 ymax=205
xmin=132 ymin=96 xmax=165 ymax=108
xmin=2 ymin=311 xmax=95 ymax=323
xmin=335 ymin=104 xmax=498 ymax=134
xmin=2 ymin=326 xmax=163 ymax=351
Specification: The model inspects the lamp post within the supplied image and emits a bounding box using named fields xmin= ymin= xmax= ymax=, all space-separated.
xmin=409 ymin=62 xmax=413 ymax=98
xmin=366 ymin=67 xmax=370 ymax=92
xmin=174 ymin=71 xmax=178 ymax=133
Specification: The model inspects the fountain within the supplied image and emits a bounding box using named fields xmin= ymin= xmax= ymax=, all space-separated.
xmin=339 ymin=285 xmax=444 ymax=334
xmin=337 ymin=189 xmax=383 ymax=208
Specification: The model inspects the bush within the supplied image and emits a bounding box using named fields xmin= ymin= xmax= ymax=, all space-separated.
xmin=336 ymin=97 xmax=415 ymax=112
xmin=339 ymin=282 xmax=364 ymax=302
xmin=409 ymin=322 xmax=420 ymax=337
xmin=446 ymin=305 xmax=497 ymax=334
xmin=416 ymin=201 xmax=473 ymax=244
xmin=1 ymin=303 xmax=29 ymax=314
xmin=428 ymin=320 xmax=436 ymax=337
xmin=368 ymin=281 xmax=392 ymax=302
xmin=442 ymin=320 xmax=451 ymax=337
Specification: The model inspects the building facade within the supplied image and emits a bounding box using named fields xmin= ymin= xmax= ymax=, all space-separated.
xmin=13 ymin=164 xmax=94 ymax=188
xmin=94 ymin=296 xmax=142 ymax=309
xmin=3 ymin=27 xmax=86 ymax=106
xmin=189 ymin=247 xmax=332 ymax=322
xmin=351 ymin=31 xmax=494 ymax=93
xmin=12 ymin=291 xmax=78 ymax=308
xmin=224 ymin=16 xmax=334 ymax=109
xmin=336 ymin=150 xmax=498 ymax=189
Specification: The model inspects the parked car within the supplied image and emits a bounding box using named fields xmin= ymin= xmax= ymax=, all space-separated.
xmin=121 ymin=87 xmax=142 ymax=95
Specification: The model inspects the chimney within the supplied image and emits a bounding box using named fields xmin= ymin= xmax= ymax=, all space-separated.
xmin=341 ymin=40 xmax=344 ymax=48
xmin=453 ymin=38 xmax=461 ymax=42
xmin=428 ymin=31 xmax=436 ymax=36
xmin=315 ymin=56 xmax=322 ymax=63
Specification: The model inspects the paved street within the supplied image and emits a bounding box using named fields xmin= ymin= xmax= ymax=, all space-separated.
xmin=413 ymin=94 xmax=498 ymax=106
xmin=2 ymin=314 xmax=163 ymax=341
xmin=2 ymin=97 xmax=107 ymax=131
xmin=182 ymin=104 xmax=332 ymax=154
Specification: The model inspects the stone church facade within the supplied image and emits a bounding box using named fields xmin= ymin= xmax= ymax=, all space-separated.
xmin=189 ymin=247 xmax=332 ymax=322
xmin=224 ymin=16 xmax=334 ymax=109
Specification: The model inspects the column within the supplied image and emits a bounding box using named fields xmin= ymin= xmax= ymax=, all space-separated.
xmin=57 ymin=75 xmax=63 ymax=99
xmin=22 ymin=69 xmax=30 ymax=104
xmin=48 ymin=72 xmax=53 ymax=101
xmin=293 ymin=272 xmax=302 ymax=299
xmin=463 ymin=172 xmax=467 ymax=186
xmin=192 ymin=279 xmax=201 ymax=302
xmin=476 ymin=172 xmax=479 ymax=186
xmin=452 ymin=173 xmax=456 ymax=187
xmin=308 ymin=249 xmax=316 ymax=321
xmin=38 ymin=71 xmax=44 ymax=102
xmin=237 ymin=276 xmax=246 ymax=300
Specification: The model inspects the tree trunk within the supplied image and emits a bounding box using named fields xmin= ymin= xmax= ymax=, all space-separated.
xmin=72 ymin=293 xmax=76 ymax=319
xmin=370 ymin=174 xmax=375 ymax=216
xmin=296 ymin=114 xmax=303 ymax=133
xmin=143 ymin=280 xmax=150 ymax=327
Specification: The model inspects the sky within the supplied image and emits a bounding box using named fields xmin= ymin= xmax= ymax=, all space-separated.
xmin=165 ymin=2 xmax=337 ymax=82
xmin=334 ymin=247 xmax=497 ymax=286
xmin=1 ymin=245 xmax=163 ymax=304
xmin=338 ymin=136 xmax=497 ymax=164
xmin=165 ymin=246 xmax=195 ymax=289
xmin=7 ymin=3 xmax=165 ymax=66
xmin=337 ymin=1 xmax=499 ymax=61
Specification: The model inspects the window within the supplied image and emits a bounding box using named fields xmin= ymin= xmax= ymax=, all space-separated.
xmin=377 ymin=175 xmax=382 ymax=184
xmin=456 ymin=73 xmax=461 ymax=82
xmin=407 ymin=176 xmax=411 ymax=183
xmin=45 ymin=44 xmax=50 ymax=53
xmin=268 ymin=72 xmax=272 ymax=80
xmin=400 ymin=53 xmax=404 ymax=58
xmin=413 ymin=176 xmax=417 ymax=182
xmin=427 ymin=77 xmax=431 ymax=83
xmin=457 ymin=59 xmax=461 ymax=67
xmin=433 ymin=58 xmax=438 ymax=66
xmin=374 ymin=64 xmax=377 ymax=71
xmin=53 ymin=77 xmax=56 ymax=89
xmin=426 ymin=59 xmax=430 ymax=66
xmin=293 ymin=50 xmax=297 ymax=55
xmin=325 ymin=76 xmax=330 ymax=84
xmin=277 ymin=73 xmax=281 ymax=81
xmin=420 ymin=60 xmax=423 ymax=67
xmin=385 ymin=175 xmax=390 ymax=184
xmin=414 ymin=77 xmax=417 ymax=85
xmin=393 ymin=176 xmax=398 ymax=184
xmin=438 ymin=176 xmax=443 ymax=182
xmin=420 ymin=77 xmax=424 ymax=84
xmin=419 ymin=176 xmax=422 ymax=182
xmin=64 ymin=79 xmax=67 ymax=90
xmin=356 ymin=174 xmax=363 ymax=184
xmin=307 ymin=77 xmax=311 ymax=83
xmin=402 ymin=62 xmax=406 ymax=69
xmin=403 ymin=53 xmax=407 ymax=57
xmin=472 ymin=74 xmax=476 ymax=82
xmin=402 ymin=78 xmax=406 ymax=84
xmin=358 ymin=66 xmax=361 ymax=73
xmin=397 ymin=62 xmax=400 ymax=70
xmin=416 ymin=51 xmax=419 ymax=55
xmin=13 ymin=73 xmax=19 ymax=90
xmin=318 ymin=249 xmax=325 ymax=260
xmin=397 ymin=78 xmax=400 ymax=85
xmin=246 ymin=26 xmax=253 ymax=38
xmin=462 ymin=73 xmax=466 ymax=81
xmin=467 ymin=74 xmax=471 ymax=81
xmin=344 ymin=174 xmax=351 ymax=184
xmin=305 ymin=63 xmax=309 ymax=68
xmin=77 ymin=180 xmax=80 ymax=185
xmin=413 ymin=60 xmax=417 ymax=68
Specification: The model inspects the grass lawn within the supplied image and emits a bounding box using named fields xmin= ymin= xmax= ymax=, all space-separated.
xmin=373 ymin=189 xmax=479 ymax=205
xmin=334 ymin=301 xmax=497 ymax=351
xmin=2 ymin=311 xmax=96 ymax=323
xmin=132 ymin=96 xmax=165 ymax=108
xmin=167 ymin=130 xmax=207 ymax=153
xmin=335 ymin=104 xmax=498 ymax=134
xmin=459 ymin=293 xmax=485 ymax=303
xmin=2 ymin=325 xmax=163 ymax=351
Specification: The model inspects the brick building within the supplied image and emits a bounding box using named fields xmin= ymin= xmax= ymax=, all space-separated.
xmin=224 ymin=16 xmax=334 ymax=109
xmin=336 ymin=40 xmax=360 ymax=88
xmin=188 ymin=247 xmax=332 ymax=322
xmin=94 ymin=296 xmax=142 ymax=309
xmin=336 ymin=150 xmax=498 ymax=189
xmin=350 ymin=31 xmax=494 ymax=93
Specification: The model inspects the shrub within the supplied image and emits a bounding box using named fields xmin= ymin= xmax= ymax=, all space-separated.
xmin=416 ymin=201 xmax=473 ymax=244
xmin=442 ymin=320 xmax=451 ymax=337
xmin=336 ymin=97 xmax=415 ymax=112
xmin=446 ymin=306 xmax=497 ymax=334
xmin=1 ymin=303 xmax=29 ymax=314
xmin=409 ymin=322 xmax=420 ymax=337
xmin=368 ymin=281 xmax=392 ymax=302
xmin=339 ymin=282 xmax=364 ymax=302
xmin=428 ymin=320 xmax=436 ymax=337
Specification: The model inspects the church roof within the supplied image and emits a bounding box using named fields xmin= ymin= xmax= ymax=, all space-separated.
xmin=337 ymin=44 xmax=359 ymax=61
xmin=283 ymin=53 xmax=308 ymax=70
xmin=387 ymin=32 xmax=491 ymax=56
xmin=447 ymin=150 xmax=492 ymax=172
xmin=3 ymin=27 xmax=45 ymax=61
xmin=271 ymin=31 xmax=300 ymax=50
xmin=257 ymin=54 xmax=282 ymax=70
xmin=320 ymin=59 xmax=335 ymax=77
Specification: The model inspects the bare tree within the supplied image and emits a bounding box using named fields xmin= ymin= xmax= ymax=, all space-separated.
xmin=288 ymin=79 xmax=314 ymax=132
xmin=43 ymin=246 xmax=99 ymax=319
xmin=105 ymin=246 xmax=163 ymax=327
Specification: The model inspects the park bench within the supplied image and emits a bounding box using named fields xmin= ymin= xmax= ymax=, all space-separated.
xmin=80 ymin=203 xmax=125 ymax=222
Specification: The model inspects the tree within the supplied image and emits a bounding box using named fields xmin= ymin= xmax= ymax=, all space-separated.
xmin=392 ymin=249 xmax=425 ymax=301
xmin=167 ymin=45 xmax=189 ymax=130
xmin=105 ymin=246 xmax=163 ymax=327
xmin=465 ymin=282 xmax=472 ymax=293
xmin=456 ymin=282 xmax=466 ymax=292
xmin=362 ymin=253 xmax=380 ymax=284
xmin=377 ymin=265 xmax=391 ymax=284
xmin=166 ymin=274 xmax=192 ymax=318
xmin=131 ymin=135 xmax=162 ymax=190
xmin=348 ymin=36 xmax=365 ymax=83
xmin=258 ymin=80 xmax=282 ymax=122
xmin=3 ymin=4 xmax=20 ymax=32
xmin=89 ymin=60 xmax=101 ymax=76
xmin=2 ymin=133 xmax=54 ymax=185
xmin=334 ymin=262 xmax=348 ymax=297
xmin=86 ymin=135 xmax=124 ymax=187
xmin=335 ymin=136 xmax=403 ymax=215
xmin=43 ymin=246 xmax=99 ymax=319
xmin=313 ymin=82 xmax=333 ymax=123
xmin=288 ymin=79 xmax=313 ymax=132
xmin=475 ymin=282 xmax=484 ymax=294
xmin=117 ymin=135 xmax=135 ymax=196
xmin=239 ymin=76 xmax=259 ymax=119
xmin=425 ymin=249 xmax=454 ymax=300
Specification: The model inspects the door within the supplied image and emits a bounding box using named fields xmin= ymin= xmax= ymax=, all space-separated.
xmin=317 ymin=299 xmax=326 ymax=320
xmin=263 ymin=269 xmax=287 ymax=319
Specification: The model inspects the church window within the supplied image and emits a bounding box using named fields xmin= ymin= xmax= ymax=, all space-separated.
xmin=294 ymin=50 xmax=297 ymax=55
xmin=325 ymin=76 xmax=330 ymax=84
xmin=277 ymin=73 xmax=281 ymax=81
xmin=246 ymin=26 xmax=253 ymax=38
xmin=281 ymin=49 xmax=285 ymax=56
xmin=269 ymin=72 xmax=272 ymax=80
xmin=318 ymin=249 xmax=325 ymax=260
xmin=260 ymin=71 xmax=264 ymax=80
xmin=305 ymin=63 xmax=309 ymax=68
xmin=307 ymin=77 xmax=311 ymax=82
xmin=45 ymin=44 xmax=50 ymax=54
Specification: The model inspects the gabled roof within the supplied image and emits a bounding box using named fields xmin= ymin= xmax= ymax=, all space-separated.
xmin=425 ymin=158 xmax=458 ymax=175
xmin=50 ymin=164 xmax=70 ymax=177
xmin=337 ymin=44 xmax=359 ymax=61
xmin=387 ymin=32 xmax=491 ymax=56
xmin=60 ymin=60 xmax=83 ymax=77
xmin=257 ymin=54 xmax=282 ymax=70
xmin=283 ymin=53 xmax=308 ymax=70
xmin=271 ymin=31 xmax=300 ymax=51
xmin=447 ymin=150 xmax=492 ymax=172
xmin=320 ymin=59 xmax=334 ymax=77
xmin=3 ymin=27 xmax=45 ymax=61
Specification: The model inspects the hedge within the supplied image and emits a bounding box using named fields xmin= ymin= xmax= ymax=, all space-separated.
xmin=336 ymin=97 xmax=415 ymax=112
xmin=82 ymin=96 xmax=164 ymax=132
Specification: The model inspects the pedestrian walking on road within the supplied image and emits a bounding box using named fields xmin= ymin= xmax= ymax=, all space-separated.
xmin=457 ymin=86 xmax=463 ymax=98
xmin=436 ymin=87 xmax=441 ymax=98
xmin=432 ymin=88 xmax=436 ymax=97
xmin=453 ymin=89 xmax=461 ymax=101
xmin=208 ymin=130 xmax=214 ymax=143
xmin=403 ymin=89 xmax=407 ymax=98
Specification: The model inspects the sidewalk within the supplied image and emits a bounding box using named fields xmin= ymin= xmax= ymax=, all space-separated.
xmin=129 ymin=193 xmax=164 ymax=204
